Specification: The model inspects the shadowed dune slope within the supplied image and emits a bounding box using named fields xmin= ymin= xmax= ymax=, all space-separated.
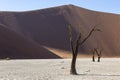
xmin=0 ymin=24 xmax=60 ymax=59
xmin=0 ymin=4 xmax=120 ymax=58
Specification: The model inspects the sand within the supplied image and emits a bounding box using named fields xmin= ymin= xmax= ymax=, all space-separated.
xmin=0 ymin=58 xmax=120 ymax=80
xmin=0 ymin=5 xmax=120 ymax=58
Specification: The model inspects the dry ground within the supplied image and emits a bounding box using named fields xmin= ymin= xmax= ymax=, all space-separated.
xmin=0 ymin=58 xmax=120 ymax=80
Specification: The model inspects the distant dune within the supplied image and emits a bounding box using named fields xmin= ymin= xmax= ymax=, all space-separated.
xmin=0 ymin=4 xmax=120 ymax=59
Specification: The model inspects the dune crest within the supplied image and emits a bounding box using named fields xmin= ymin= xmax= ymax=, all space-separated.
xmin=0 ymin=5 xmax=120 ymax=58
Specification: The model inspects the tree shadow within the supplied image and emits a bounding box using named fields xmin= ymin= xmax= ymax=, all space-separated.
xmin=77 ymin=74 xmax=120 ymax=77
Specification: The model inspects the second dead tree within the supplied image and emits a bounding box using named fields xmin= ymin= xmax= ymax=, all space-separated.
xmin=96 ymin=48 xmax=102 ymax=62
xmin=94 ymin=48 xmax=102 ymax=62
xmin=92 ymin=48 xmax=102 ymax=62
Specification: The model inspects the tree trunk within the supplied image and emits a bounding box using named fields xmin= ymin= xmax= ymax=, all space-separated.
xmin=98 ymin=56 xmax=100 ymax=62
xmin=92 ymin=56 xmax=95 ymax=62
xmin=70 ymin=54 xmax=77 ymax=75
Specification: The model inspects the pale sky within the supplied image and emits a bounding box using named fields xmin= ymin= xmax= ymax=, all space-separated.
xmin=0 ymin=0 xmax=120 ymax=14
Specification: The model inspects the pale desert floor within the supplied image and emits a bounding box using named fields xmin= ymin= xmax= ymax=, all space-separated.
xmin=0 ymin=58 xmax=120 ymax=80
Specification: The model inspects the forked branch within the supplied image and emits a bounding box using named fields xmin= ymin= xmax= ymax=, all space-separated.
xmin=80 ymin=24 xmax=101 ymax=46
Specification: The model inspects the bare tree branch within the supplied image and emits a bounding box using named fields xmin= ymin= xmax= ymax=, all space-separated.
xmin=99 ymin=49 xmax=102 ymax=57
xmin=68 ymin=24 xmax=75 ymax=55
xmin=80 ymin=24 xmax=100 ymax=46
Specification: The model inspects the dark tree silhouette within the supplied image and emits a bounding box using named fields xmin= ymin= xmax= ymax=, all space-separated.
xmin=92 ymin=48 xmax=96 ymax=62
xmin=68 ymin=24 xmax=101 ymax=75
xmin=95 ymin=48 xmax=102 ymax=62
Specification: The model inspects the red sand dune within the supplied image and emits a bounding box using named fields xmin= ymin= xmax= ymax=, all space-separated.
xmin=0 ymin=4 xmax=120 ymax=59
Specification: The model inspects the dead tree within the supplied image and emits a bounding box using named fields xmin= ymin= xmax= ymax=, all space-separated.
xmin=95 ymin=48 xmax=102 ymax=62
xmin=68 ymin=24 xmax=100 ymax=75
